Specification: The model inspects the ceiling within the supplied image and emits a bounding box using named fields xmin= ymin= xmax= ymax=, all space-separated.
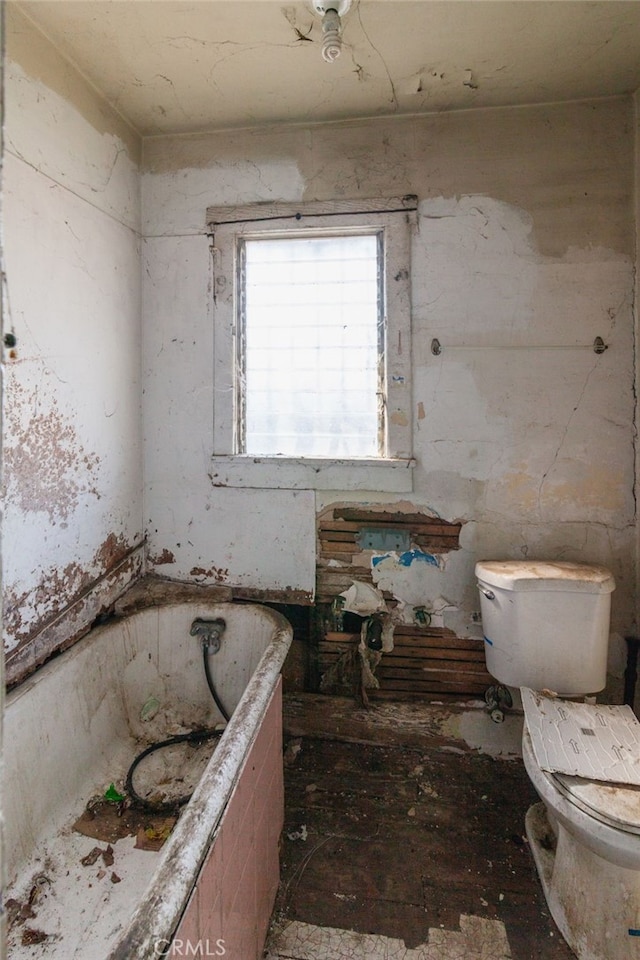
xmin=15 ymin=1 xmax=640 ymax=138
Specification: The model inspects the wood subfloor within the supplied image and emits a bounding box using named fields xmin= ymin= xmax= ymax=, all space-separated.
xmin=267 ymin=695 xmax=575 ymax=960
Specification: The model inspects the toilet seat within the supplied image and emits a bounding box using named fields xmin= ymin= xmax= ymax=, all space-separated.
xmin=523 ymin=724 xmax=640 ymax=836
xmin=521 ymin=688 xmax=640 ymax=839
xmin=551 ymin=771 xmax=640 ymax=835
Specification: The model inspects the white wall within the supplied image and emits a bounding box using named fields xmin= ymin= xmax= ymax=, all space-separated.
xmin=142 ymin=99 xmax=636 ymax=667
xmin=2 ymin=7 xmax=635 ymax=683
xmin=2 ymin=8 xmax=144 ymax=686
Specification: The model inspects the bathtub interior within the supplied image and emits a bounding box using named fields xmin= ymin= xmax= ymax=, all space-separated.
xmin=5 ymin=601 xmax=287 ymax=958
xmin=121 ymin=602 xmax=280 ymax=741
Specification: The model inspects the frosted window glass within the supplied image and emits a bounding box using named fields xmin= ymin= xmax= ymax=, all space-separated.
xmin=243 ymin=235 xmax=382 ymax=457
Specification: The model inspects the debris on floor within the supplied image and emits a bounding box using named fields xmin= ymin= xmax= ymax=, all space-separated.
xmin=268 ymin=914 xmax=514 ymax=959
xmin=268 ymin=696 xmax=575 ymax=960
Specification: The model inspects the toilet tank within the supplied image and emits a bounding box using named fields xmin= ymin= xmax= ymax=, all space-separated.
xmin=475 ymin=561 xmax=615 ymax=695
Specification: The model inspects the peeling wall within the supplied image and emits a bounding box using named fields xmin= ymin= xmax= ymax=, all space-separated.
xmin=141 ymin=230 xmax=316 ymax=599
xmin=142 ymin=96 xmax=636 ymax=675
xmin=316 ymin=503 xmax=463 ymax=616
xmin=3 ymin=7 xmax=635 ymax=686
xmin=2 ymin=9 xmax=144 ymax=686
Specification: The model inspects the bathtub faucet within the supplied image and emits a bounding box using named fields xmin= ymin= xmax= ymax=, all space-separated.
xmin=190 ymin=618 xmax=226 ymax=654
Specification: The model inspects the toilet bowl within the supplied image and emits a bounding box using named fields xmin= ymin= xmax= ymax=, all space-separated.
xmin=522 ymin=723 xmax=640 ymax=960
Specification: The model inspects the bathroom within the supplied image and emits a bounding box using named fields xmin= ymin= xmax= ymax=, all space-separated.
xmin=2 ymin=1 xmax=640 ymax=958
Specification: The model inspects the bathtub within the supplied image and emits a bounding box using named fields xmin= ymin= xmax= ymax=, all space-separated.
xmin=5 ymin=597 xmax=293 ymax=959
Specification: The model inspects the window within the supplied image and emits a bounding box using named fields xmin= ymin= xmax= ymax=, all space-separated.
xmin=208 ymin=197 xmax=416 ymax=491
xmin=243 ymin=232 xmax=381 ymax=457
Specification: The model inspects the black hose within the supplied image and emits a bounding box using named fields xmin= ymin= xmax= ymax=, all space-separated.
xmin=125 ymin=644 xmax=230 ymax=812
xmin=125 ymin=728 xmax=222 ymax=812
xmin=203 ymin=644 xmax=231 ymax=723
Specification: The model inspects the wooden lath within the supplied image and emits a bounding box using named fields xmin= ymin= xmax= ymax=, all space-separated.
xmin=319 ymin=626 xmax=493 ymax=701
xmin=319 ymin=509 xmax=462 ymax=560
xmin=316 ymin=506 xmax=463 ymax=602
xmin=315 ymin=506 xmax=480 ymax=700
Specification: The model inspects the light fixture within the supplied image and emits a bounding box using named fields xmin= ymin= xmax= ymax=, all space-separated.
xmin=312 ymin=0 xmax=352 ymax=62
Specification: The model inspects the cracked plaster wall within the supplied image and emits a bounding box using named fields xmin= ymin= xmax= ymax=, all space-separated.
xmin=3 ymin=10 xmax=636 ymax=693
xmin=142 ymin=97 xmax=636 ymax=676
xmin=2 ymin=9 xmax=144 ymax=685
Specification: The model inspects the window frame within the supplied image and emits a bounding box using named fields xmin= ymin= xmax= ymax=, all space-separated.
xmin=207 ymin=197 xmax=416 ymax=491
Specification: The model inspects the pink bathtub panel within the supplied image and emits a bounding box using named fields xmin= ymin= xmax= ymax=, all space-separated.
xmin=221 ymin=680 xmax=283 ymax=959
xmin=217 ymin=773 xmax=248 ymax=872
xmin=221 ymin=826 xmax=254 ymax=909
xmin=268 ymin=686 xmax=284 ymax=830
xmin=220 ymin=682 xmax=281 ymax=877
xmin=274 ymin=766 xmax=284 ymax=833
xmin=254 ymin=734 xmax=284 ymax=941
xmin=196 ymin=831 xmax=224 ymax=919
xmin=170 ymin=889 xmax=199 ymax=957
xmin=255 ymin=804 xmax=279 ymax=947
xmin=260 ymin=761 xmax=282 ymax=840
xmin=220 ymin=782 xmax=256 ymax=894
xmin=220 ymin=852 xmax=259 ymax=960
xmin=172 ymin=678 xmax=284 ymax=960
xmin=198 ymin=890 xmax=223 ymax=953
xmin=233 ymin=753 xmax=260 ymax=830
xmin=266 ymin=769 xmax=284 ymax=868
xmin=254 ymin=729 xmax=278 ymax=798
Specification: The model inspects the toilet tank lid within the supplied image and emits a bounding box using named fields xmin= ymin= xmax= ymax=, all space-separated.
xmin=475 ymin=561 xmax=615 ymax=593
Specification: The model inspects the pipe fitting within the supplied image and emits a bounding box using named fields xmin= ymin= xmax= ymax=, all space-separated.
xmin=190 ymin=618 xmax=226 ymax=654
xmin=321 ymin=8 xmax=342 ymax=62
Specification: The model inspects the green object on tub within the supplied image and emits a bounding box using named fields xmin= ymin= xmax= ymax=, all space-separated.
xmin=104 ymin=783 xmax=125 ymax=803
xmin=140 ymin=695 xmax=160 ymax=721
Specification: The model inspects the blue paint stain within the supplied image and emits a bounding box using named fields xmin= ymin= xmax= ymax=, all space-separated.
xmin=484 ymin=635 xmax=494 ymax=646
xmin=398 ymin=549 xmax=439 ymax=567
xmin=372 ymin=549 xmax=439 ymax=568
xmin=371 ymin=554 xmax=388 ymax=567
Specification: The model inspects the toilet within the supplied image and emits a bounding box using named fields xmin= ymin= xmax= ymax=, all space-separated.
xmin=475 ymin=560 xmax=640 ymax=960
xmin=475 ymin=560 xmax=615 ymax=695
